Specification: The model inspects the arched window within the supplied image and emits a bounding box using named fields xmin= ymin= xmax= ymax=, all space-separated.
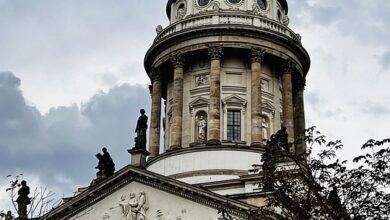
xmin=198 ymin=0 xmax=210 ymax=7
xmin=277 ymin=10 xmax=282 ymax=22
xmin=257 ymin=0 xmax=267 ymax=10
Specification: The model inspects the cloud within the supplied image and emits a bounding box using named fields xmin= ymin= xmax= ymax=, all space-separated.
xmin=305 ymin=92 xmax=344 ymax=119
xmin=0 ymin=72 xmax=151 ymax=205
xmin=377 ymin=51 xmax=390 ymax=70
xmin=360 ymin=101 xmax=390 ymax=116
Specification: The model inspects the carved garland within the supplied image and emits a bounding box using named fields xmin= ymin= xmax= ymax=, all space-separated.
xmin=225 ymin=0 xmax=245 ymax=8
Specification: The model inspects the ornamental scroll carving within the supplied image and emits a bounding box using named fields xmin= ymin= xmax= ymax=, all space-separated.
xmin=208 ymin=46 xmax=223 ymax=60
xmin=250 ymin=47 xmax=266 ymax=63
xmin=151 ymin=69 xmax=161 ymax=83
xmin=170 ymin=52 xmax=185 ymax=68
xmin=282 ymin=59 xmax=295 ymax=74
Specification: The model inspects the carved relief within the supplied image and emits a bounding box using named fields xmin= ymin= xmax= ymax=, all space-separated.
xmin=225 ymin=0 xmax=245 ymax=8
xmin=282 ymin=15 xmax=290 ymax=26
xmin=261 ymin=79 xmax=269 ymax=92
xmin=176 ymin=1 xmax=187 ymax=20
xmin=212 ymin=1 xmax=221 ymax=11
xmin=195 ymin=74 xmax=210 ymax=87
xmin=252 ymin=0 xmax=270 ymax=16
xmin=109 ymin=192 xmax=148 ymax=220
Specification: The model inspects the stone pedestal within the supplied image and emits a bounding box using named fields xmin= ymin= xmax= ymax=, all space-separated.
xmin=207 ymin=46 xmax=223 ymax=146
xmin=149 ymin=69 xmax=162 ymax=158
xmin=282 ymin=60 xmax=295 ymax=152
xmin=170 ymin=52 xmax=185 ymax=149
xmin=250 ymin=47 xmax=266 ymax=146
xmin=128 ymin=148 xmax=150 ymax=169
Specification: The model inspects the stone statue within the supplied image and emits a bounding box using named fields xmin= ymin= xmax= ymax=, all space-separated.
xmin=137 ymin=192 xmax=148 ymax=220
xmin=16 ymin=180 xmax=30 ymax=219
xmin=198 ymin=116 xmax=207 ymax=141
xmin=4 ymin=211 xmax=13 ymax=220
xmin=111 ymin=192 xmax=148 ymax=220
xmin=155 ymin=25 xmax=163 ymax=34
xmin=270 ymin=126 xmax=288 ymax=152
xmin=135 ymin=109 xmax=148 ymax=149
xmin=262 ymin=117 xmax=269 ymax=141
xmin=95 ymin=148 xmax=115 ymax=178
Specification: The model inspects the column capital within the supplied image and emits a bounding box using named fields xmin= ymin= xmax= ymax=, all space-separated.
xmin=282 ymin=59 xmax=295 ymax=74
xmin=296 ymin=78 xmax=306 ymax=91
xmin=150 ymin=68 xmax=161 ymax=82
xmin=208 ymin=46 xmax=223 ymax=60
xmin=250 ymin=47 xmax=266 ymax=63
xmin=170 ymin=52 xmax=185 ymax=68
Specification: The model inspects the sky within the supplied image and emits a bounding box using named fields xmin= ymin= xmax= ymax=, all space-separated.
xmin=0 ymin=0 xmax=390 ymax=214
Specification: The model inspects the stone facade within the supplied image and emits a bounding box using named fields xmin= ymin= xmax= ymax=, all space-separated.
xmin=42 ymin=0 xmax=310 ymax=219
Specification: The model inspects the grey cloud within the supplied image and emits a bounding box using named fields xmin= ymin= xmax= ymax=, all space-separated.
xmin=378 ymin=52 xmax=390 ymax=70
xmin=305 ymin=92 xmax=344 ymax=119
xmin=0 ymin=72 xmax=150 ymax=195
xmin=360 ymin=101 xmax=390 ymax=116
xmin=290 ymin=1 xmax=390 ymax=49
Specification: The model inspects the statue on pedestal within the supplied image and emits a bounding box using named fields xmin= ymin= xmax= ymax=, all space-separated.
xmin=198 ymin=116 xmax=207 ymax=141
xmin=16 ymin=180 xmax=30 ymax=219
xmin=135 ymin=109 xmax=148 ymax=150
xmin=95 ymin=147 xmax=115 ymax=179
xmin=269 ymin=126 xmax=289 ymax=152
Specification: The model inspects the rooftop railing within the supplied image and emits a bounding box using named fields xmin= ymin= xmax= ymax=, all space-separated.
xmin=154 ymin=12 xmax=301 ymax=43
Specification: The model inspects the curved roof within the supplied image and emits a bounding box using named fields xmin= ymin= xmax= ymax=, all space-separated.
xmin=166 ymin=0 xmax=288 ymax=18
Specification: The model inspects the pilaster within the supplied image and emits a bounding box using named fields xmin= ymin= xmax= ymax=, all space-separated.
xmin=170 ymin=52 xmax=185 ymax=149
xmin=294 ymin=79 xmax=306 ymax=157
xmin=149 ymin=68 xmax=162 ymax=158
xmin=207 ymin=46 xmax=223 ymax=146
xmin=281 ymin=59 xmax=295 ymax=150
xmin=250 ymin=47 xmax=266 ymax=146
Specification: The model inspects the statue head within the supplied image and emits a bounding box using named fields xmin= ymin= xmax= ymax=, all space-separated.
xmin=140 ymin=109 xmax=145 ymax=115
xmin=102 ymin=147 xmax=107 ymax=153
xmin=21 ymin=180 xmax=27 ymax=186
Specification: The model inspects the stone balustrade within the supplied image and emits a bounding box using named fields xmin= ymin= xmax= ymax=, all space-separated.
xmin=154 ymin=12 xmax=301 ymax=43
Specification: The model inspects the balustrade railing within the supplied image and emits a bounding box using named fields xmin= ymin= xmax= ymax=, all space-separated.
xmin=154 ymin=12 xmax=301 ymax=43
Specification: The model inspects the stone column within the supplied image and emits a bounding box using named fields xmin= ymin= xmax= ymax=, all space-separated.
xmin=250 ymin=47 xmax=266 ymax=146
xmin=207 ymin=46 xmax=223 ymax=146
xmin=170 ymin=52 xmax=185 ymax=149
xmin=294 ymin=79 xmax=306 ymax=157
xmin=149 ymin=69 xmax=162 ymax=158
xmin=282 ymin=60 xmax=295 ymax=147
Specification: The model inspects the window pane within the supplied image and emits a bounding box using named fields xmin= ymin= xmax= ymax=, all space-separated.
xmin=227 ymin=110 xmax=241 ymax=141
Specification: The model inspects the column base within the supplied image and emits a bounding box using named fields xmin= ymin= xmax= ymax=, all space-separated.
xmin=250 ymin=142 xmax=265 ymax=148
xmin=206 ymin=139 xmax=221 ymax=146
xmin=169 ymin=145 xmax=182 ymax=150
xmin=128 ymin=148 xmax=150 ymax=169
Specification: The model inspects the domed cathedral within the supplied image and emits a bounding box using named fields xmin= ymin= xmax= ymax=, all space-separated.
xmin=42 ymin=1 xmax=310 ymax=219
xmin=145 ymin=0 xmax=309 ymax=190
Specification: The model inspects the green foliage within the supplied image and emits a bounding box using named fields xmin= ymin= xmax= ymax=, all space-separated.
xmin=256 ymin=126 xmax=390 ymax=220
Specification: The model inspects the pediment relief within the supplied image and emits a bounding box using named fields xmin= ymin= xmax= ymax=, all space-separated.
xmin=45 ymin=167 xmax=253 ymax=220
xmin=222 ymin=95 xmax=247 ymax=106
xmin=189 ymin=97 xmax=209 ymax=110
